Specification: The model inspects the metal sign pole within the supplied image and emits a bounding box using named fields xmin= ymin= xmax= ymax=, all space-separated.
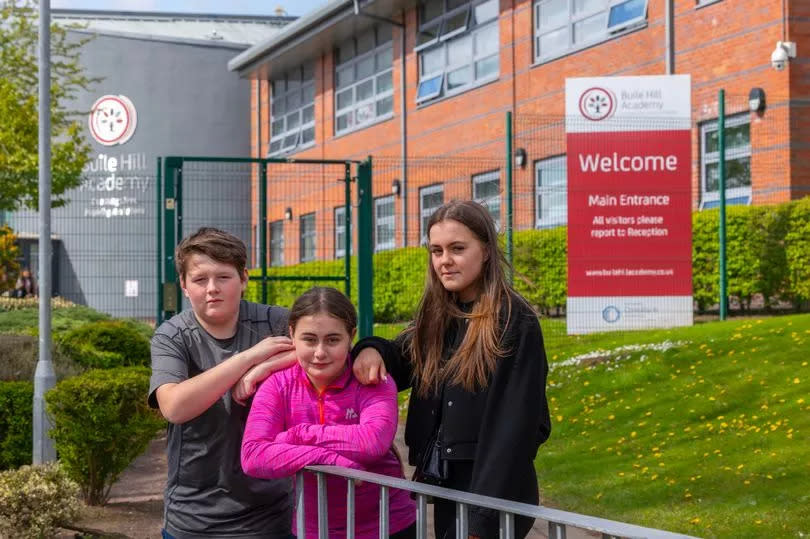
xmin=33 ymin=0 xmax=56 ymax=464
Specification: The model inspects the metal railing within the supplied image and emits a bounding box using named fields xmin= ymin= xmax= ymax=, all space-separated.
xmin=297 ymin=465 xmax=699 ymax=539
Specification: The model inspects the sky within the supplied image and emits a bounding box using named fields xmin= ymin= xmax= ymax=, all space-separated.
xmin=50 ymin=0 xmax=332 ymax=18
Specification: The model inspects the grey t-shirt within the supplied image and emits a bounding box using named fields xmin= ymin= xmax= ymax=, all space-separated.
xmin=149 ymin=300 xmax=292 ymax=539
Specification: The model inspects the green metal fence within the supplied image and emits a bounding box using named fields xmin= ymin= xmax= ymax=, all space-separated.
xmin=157 ymin=156 xmax=374 ymax=336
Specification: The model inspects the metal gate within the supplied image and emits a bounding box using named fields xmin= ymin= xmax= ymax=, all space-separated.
xmin=157 ymin=156 xmax=373 ymax=337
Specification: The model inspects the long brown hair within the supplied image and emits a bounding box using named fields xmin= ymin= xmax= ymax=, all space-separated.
xmin=409 ymin=200 xmax=513 ymax=397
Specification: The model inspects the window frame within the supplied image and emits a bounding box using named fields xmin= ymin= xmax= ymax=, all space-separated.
xmin=532 ymin=0 xmax=649 ymax=65
xmin=334 ymin=205 xmax=352 ymax=259
xmin=535 ymin=155 xmax=568 ymax=229
xmin=416 ymin=0 xmax=500 ymax=104
xmin=472 ymin=170 xmax=501 ymax=229
xmin=299 ymin=212 xmax=316 ymax=263
xmin=334 ymin=26 xmax=395 ymax=136
xmin=269 ymin=219 xmax=284 ymax=266
xmin=699 ymin=113 xmax=752 ymax=209
xmin=419 ymin=183 xmax=445 ymax=245
xmin=269 ymin=63 xmax=316 ymax=157
xmin=374 ymin=195 xmax=396 ymax=252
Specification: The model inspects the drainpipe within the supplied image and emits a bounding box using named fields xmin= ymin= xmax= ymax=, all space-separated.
xmin=665 ymin=0 xmax=674 ymax=74
xmin=399 ymin=11 xmax=408 ymax=247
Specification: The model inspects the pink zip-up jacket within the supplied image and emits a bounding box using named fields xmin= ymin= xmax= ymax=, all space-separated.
xmin=241 ymin=362 xmax=415 ymax=538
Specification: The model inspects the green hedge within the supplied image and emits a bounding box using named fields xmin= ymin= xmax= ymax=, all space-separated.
xmin=56 ymin=319 xmax=151 ymax=369
xmin=0 ymin=381 xmax=33 ymax=470
xmin=45 ymin=366 xmax=165 ymax=505
xmin=248 ymin=199 xmax=810 ymax=321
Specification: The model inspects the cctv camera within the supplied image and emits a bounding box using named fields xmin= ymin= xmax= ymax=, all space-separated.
xmin=771 ymin=44 xmax=788 ymax=71
xmin=771 ymin=41 xmax=796 ymax=71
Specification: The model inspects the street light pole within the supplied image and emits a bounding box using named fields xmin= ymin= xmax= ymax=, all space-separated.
xmin=33 ymin=0 xmax=56 ymax=464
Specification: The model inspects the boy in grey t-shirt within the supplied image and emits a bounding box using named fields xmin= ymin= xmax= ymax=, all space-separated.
xmin=149 ymin=228 xmax=296 ymax=539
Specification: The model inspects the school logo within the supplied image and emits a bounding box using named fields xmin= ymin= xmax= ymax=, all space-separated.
xmin=345 ymin=408 xmax=358 ymax=420
xmin=579 ymin=87 xmax=616 ymax=122
xmin=88 ymin=95 xmax=137 ymax=146
xmin=602 ymin=305 xmax=621 ymax=323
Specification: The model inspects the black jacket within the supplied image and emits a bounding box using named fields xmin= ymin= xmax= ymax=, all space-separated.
xmin=352 ymin=292 xmax=551 ymax=536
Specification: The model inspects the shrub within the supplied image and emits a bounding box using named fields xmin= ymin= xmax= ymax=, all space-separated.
xmin=0 ymin=381 xmax=33 ymax=470
xmin=513 ymin=227 xmax=567 ymax=315
xmin=0 ymin=462 xmax=81 ymax=538
xmin=0 ymin=225 xmax=20 ymax=294
xmin=45 ymin=367 xmax=165 ymax=505
xmin=0 ymin=303 xmax=107 ymax=335
xmin=785 ymin=197 xmax=810 ymax=308
xmin=57 ymin=320 xmax=151 ymax=369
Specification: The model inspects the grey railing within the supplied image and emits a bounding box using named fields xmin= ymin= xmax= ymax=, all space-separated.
xmin=297 ymin=465 xmax=699 ymax=539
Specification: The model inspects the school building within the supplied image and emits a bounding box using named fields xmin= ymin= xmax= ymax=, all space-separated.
xmin=228 ymin=0 xmax=809 ymax=265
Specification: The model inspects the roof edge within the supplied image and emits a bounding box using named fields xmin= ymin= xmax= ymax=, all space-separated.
xmin=52 ymin=8 xmax=296 ymax=24
xmin=228 ymin=0 xmax=354 ymax=74
xmin=63 ymin=27 xmax=252 ymax=50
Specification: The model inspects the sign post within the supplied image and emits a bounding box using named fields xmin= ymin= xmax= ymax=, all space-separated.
xmin=565 ymin=75 xmax=693 ymax=334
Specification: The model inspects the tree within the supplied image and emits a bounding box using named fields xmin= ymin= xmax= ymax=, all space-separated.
xmin=0 ymin=0 xmax=94 ymax=212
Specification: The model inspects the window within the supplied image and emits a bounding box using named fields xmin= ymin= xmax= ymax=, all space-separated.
xmin=535 ymin=156 xmax=567 ymax=228
xmin=374 ymin=195 xmax=395 ymax=251
xmin=334 ymin=206 xmax=352 ymax=258
xmin=335 ymin=26 xmax=394 ymax=134
xmin=700 ymin=114 xmax=751 ymax=209
xmin=533 ymin=0 xmax=648 ymax=63
xmin=300 ymin=212 xmax=316 ymax=262
xmin=269 ymin=220 xmax=284 ymax=266
xmin=416 ymin=0 xmax=499 ymax=104
xmin=269 ymin=63 xmax=315 ymax=156
xmin=472 ymin=171 xmax=500 ymax=229
xmin=419 ymin=184 xmax=444 ymax=244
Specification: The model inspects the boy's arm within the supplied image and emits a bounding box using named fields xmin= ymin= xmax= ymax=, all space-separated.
xmin=151 ymin=333 xmax=295 ymax=424
xmin=241 ymin=376 xmax=363 ymax=479
xmin=276 ymin=377 xmax=398 ymax=464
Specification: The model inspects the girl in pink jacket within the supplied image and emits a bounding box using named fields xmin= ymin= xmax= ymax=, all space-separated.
xmin=241 ymin=287 xmax=416 ymax=538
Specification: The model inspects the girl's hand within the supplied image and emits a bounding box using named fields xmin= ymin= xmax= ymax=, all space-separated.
xmin=352 ymin=348 xmax=387 ymax=385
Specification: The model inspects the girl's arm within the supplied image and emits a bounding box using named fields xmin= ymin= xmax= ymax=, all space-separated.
xmin=274 ymin=377 xmax=398 ymax=465
xmin=351 ymin=329 xmax=414 ymax=391
xmin=241 ymin=376 xmax=363 ymax=479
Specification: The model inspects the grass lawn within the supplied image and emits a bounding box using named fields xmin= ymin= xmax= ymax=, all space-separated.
xmin=374 ymin=314 xmax=809 ymax=538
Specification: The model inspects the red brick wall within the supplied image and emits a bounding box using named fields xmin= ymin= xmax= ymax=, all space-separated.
xmin=248 ymin=0 xmax=803 ymax=262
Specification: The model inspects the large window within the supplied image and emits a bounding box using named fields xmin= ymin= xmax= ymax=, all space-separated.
xmin=299 ymin=212 xmax=316 ymax=262
xmin=416 ymin=0 xmax=499 ymax=104
xmin=335 ymin=26 xmax=394 ymax=134
xmin=419 ymin=184 xmax=444 ymax=244
xmin=533 ymin=0 xmax=648 ymax=63
xmin=472 ymin=170 xmax=500 ymax=228
xmin=269 ymin=220 xmax=284 ymax=266
xmin=374 ymin=195 xmax=395 ymax=251
xmin=700 ymin=114 xmax=751 ymax=209
xmin=334 ymin=206 xmax=352 ymax=258
xmin=269 ymin=63 xmax=315 ymax=156
xmin=535 ymin=156 xmax=567 ymax=228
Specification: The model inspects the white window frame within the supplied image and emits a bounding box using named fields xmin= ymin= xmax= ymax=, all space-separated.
xmin=269 ymin=220 xmax=284 ymax=266
xmin=416 ymin=0 xmax=500 ymax=104
xmin=335 ymin=26 xmax=394 ymax=135
xmin=269 ymin=63 xmax=316 ymax=157
xmin=535 ymin=155 xmax=567 ymax=228
xmin=299 ymin=212 xmax=316 ymax=263
xmin=334 ymin=205 xmax=352 ymax=259
xmin=419 ymin=184 xmax=445 ymax=244
xmin=699 ymin=113 xmax=752 ymax=209
xmin=533 ymin=0 xmax=648 ymax=64
xmin=472 ymin=170 xmax=501 ymax=229
xmin=374 ymin=195 xmax=396 ymax=252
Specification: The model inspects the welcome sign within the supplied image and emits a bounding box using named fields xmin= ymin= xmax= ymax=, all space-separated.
xmin=565 ymin=75 xmax=693 ymax=334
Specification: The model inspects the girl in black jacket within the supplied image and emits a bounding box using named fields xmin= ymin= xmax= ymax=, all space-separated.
xmin=353 ymin=200 xmax=551 ymax=539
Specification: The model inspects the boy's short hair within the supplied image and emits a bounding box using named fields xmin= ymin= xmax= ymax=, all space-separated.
xmin=175 ymin=227 xmax=247 ymax=281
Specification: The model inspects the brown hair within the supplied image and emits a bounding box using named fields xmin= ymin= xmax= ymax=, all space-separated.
xmin=175 ymin=227 xmax=247 ymax=281
xmin=409 ymin=200 xmax=513 ymax=397
xmin=289 ymin=287 xmax=357 ymax=335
